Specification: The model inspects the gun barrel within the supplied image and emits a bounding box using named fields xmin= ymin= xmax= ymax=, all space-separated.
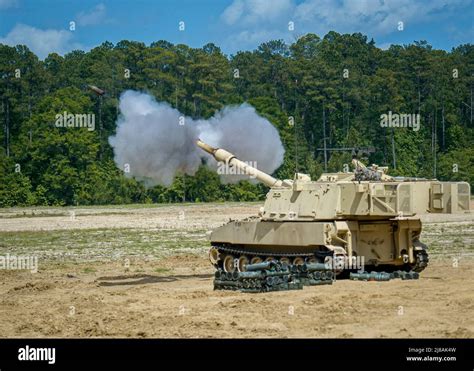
xmin=196 ymin=139 xmax=285 ymax=188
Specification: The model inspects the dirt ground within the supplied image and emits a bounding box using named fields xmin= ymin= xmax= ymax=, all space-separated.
xmin=0 ymin=202 xmax=473 ymax=338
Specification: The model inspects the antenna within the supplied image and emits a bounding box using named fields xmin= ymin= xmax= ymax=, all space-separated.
xmin=294 ymin=78 xmax=299 ymax=174
xmin=322 ymin=102 xmax=327 ymax=171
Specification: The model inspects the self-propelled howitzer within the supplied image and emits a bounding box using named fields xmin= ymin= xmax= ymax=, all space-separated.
xmin=197 ymin=139 xmax=471 ymax=275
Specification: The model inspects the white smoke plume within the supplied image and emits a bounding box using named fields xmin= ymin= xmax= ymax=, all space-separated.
xmin=109 ymin=90 xmax=285 ymax=187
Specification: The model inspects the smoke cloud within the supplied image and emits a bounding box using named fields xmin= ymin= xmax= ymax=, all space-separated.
xmin=109 ymin=90 xmax=285 ymax=187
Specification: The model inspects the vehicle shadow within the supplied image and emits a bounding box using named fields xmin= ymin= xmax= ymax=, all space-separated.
xmin=96 ymin=273 xmax=213 ymax=286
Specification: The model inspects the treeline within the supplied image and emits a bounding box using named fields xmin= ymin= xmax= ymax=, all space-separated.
xmin=0 ymin=32 xmax=473 ymax=206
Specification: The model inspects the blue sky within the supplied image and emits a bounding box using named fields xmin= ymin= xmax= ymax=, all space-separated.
xmin=0 ymin=0 xmax=473 ymax=59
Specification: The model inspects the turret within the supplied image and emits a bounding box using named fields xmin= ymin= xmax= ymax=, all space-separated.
xmin=196 ymin=139 xmax=292 ymax=188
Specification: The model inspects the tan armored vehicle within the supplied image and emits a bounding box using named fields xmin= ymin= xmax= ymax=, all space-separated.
xmin=197 ymin=139 xmax=471 ymax=276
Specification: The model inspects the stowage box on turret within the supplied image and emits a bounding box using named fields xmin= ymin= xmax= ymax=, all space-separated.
xmin=197 ymin=139 xmax=471 ymax=276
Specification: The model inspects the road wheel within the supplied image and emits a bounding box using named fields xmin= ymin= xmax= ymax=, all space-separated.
xmin=222 ymin=254 xmax=235 ymax=272
xmin=250 ymin=256 xmax=262 ymax=265
xmin=237 ymin=255 xmax=249 ymax=272
xmin=209 ymin=247 xmax=220 ymax=266
xmin=292 ymin=257 xmax=304 ymax=266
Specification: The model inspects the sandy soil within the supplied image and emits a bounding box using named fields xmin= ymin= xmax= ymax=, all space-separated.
xmin=0 ymin=203 xmax=473 ymax=338
xmin=0 ymin=203 xmax=259 ymax=232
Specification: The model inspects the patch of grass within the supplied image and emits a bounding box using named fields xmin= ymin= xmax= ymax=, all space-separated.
xmin=153 ymin=267 xmax=171 ymax=274
xmin=421 ymin=222 xmax=474 ymax=257
xmin=0 ymin=228 xmax=209 ymax=262
xmin=82 ymin=267 xmax=97 ymax=273
xmin=0 ymin=201 xmax=262 ymax=218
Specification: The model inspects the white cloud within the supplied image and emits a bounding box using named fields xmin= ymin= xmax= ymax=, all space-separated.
xmin=220 ymin=0 xmax=294 ymax=50
xmin=0 ymin=24 xmax=82 ymax=59
xmin=221 ymin=0 xmax=293 ymax=25
xmin=230 ymin=29 xmax=287 ymax=47
xmin=77 ymin=3 xmax=106 ymax=26
xmin=219 ymin=0 xmax=471 ymax=53
xmin=377 ymin=42 xmax=393 ymax=51
xmin=0 ymin=0 xmax=18 ymax=9
xmin=222 ymin=0 xmax=245 ymax=25
xmin=294 ymin=0 xmax=470 ymax=36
